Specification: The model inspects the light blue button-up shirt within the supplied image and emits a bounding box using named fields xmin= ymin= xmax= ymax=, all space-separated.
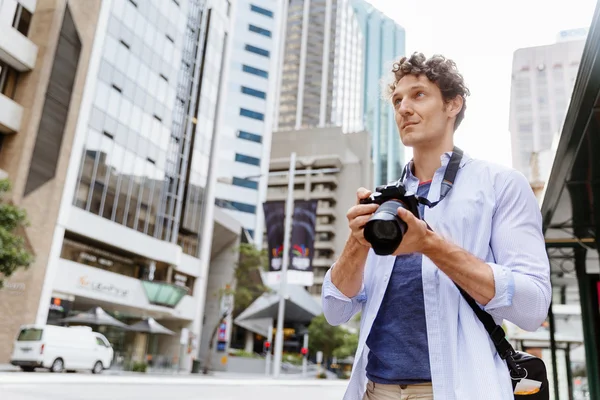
xmin=322 ymin=151 xmax=551 ymax=400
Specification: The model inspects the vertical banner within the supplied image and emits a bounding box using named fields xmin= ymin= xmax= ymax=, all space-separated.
xmin=263 ymin=201 xmax=285 ymax=272
xmin=262 ymin=200 xmax=317 ymax=286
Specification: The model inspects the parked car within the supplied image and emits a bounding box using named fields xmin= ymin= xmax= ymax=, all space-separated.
xmin=10 ymin=324 xmax=113 ymax=373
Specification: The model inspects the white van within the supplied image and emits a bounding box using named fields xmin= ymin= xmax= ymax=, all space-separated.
xmin=10 ymin=325 xmax=113 ymax=373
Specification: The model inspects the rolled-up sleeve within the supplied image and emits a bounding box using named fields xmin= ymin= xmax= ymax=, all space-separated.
xmin=321 ymin=265 xmax=367 ymax=326
xmin=483 ymin=169 xmax=551 ymax=332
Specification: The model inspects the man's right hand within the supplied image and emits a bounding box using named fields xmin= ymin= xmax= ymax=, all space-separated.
xmin=346 ymin=187 xmax=379 ymax=247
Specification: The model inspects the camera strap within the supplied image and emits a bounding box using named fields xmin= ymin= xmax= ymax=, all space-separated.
xmin=400 ymin=146 xmax=464 ymax=209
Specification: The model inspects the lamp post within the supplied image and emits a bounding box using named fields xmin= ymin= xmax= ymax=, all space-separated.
xmin=272 ymin=152 xmax=296 ymax=378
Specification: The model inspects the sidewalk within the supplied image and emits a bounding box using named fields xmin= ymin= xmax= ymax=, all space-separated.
xmin=0 ymin=363 xmax=338 ymax=380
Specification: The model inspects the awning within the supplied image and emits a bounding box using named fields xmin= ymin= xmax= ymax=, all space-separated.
xmin=234 ymin=283 xmax=322 ymax=335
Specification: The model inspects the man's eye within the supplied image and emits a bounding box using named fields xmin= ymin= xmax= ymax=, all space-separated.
xmin=394 ymin=99 xmax=401 ymax=106
xmin=416 ymin=92 xmax=424 ymax=97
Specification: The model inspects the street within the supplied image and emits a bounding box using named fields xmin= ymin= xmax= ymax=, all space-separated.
xmin=0 ymin=373 xmax=347 ymax=400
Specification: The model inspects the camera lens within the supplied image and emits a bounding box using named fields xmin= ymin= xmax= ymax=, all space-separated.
xmin=363 ymin=200 xmax=408 ymax=255
xmin=370 ymin=220 xmax=400 ymax=240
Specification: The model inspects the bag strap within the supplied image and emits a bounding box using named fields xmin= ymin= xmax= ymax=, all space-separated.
xmin=457 ymin=286 xmax=527 ymax=378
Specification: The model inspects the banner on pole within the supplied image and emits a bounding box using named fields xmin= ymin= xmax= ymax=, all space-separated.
xmin=262 ymin=200 xmax=317 ymax=286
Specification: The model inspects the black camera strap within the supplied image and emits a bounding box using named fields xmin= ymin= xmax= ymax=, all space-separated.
xmin=400 ymin=146 xmax=464 ymax=209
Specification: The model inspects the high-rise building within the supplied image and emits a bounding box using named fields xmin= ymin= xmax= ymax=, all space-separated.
xmin=509 ymin=28 xmax=587 ymax=188
xmin=214 ymin=0 xmax=284 ymax=245
xmin=276 ymin=0 xmax=363 ymax=133
xmin=0 ymin=0 xmax=241 ymax=370
xmin=351 ymin=0 xmax=406 ymax=186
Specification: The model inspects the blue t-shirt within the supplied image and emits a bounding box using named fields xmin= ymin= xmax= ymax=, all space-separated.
xmin=365 ymin=182 xmax=431 ymax=385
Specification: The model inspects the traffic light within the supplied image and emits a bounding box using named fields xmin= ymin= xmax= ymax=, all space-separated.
xmin=263 ymin=341 xmax=271 ymax=351
xmin=300 ymin=347 xmax=308 ymax=356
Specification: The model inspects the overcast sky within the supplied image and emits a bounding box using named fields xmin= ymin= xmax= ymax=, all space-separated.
xmin=365 ymin=0 xmax=598 ymax=167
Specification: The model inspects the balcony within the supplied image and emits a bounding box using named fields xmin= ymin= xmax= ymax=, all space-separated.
xmin=315 ymin=240 xmax=334 ymax=251
xmin=310 ymin=188 xmax=336 ymax=200
xmin=313 ymin=257 xmax=334 ymax=268
xmin=0 ymin=93 xmax=23 ymax=133
xmin=311 ymin=174 xmax=338 ymax=186
xmin=317 ymin=206 xmax=335 ymax=217
xmin=266 ymin=187 xmax=305 ymax=201
xmin=316 ymin=223 xmax=336 ymax=234
xmin=0 ymin=26 xmax=37 ymax=71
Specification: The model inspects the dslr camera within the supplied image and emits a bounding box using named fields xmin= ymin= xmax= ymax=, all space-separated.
xmin=359 ymin=181 xmax=421 ymax=256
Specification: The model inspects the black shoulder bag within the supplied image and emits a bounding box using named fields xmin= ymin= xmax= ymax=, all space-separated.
xmin=404 ymin=147 xmax=550 ymax=399
xmin=458 ymin=287 xmax=550 ymax=399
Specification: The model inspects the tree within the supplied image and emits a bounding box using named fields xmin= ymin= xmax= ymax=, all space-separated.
xmin=0 ymin=179 xmax=34 ymax=289
xmin=333 ymin=330 xmax=359 ymax=360
xmin=307 ymin=314 xmax=346 ymax=360
xmin=230 ymin=242 xmax=270 ymax=318
xmin=200 ymin=243 xmax=269 ymax=373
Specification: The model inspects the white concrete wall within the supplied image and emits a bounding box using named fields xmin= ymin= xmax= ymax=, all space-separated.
xmin=0 ymin=92 xmax=23 ymax=133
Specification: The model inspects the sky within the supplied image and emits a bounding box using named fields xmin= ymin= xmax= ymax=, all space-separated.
xmin=365 ymin=0 xmax=598 ymax=167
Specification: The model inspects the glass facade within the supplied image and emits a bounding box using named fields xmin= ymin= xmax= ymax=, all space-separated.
xmin=73 ymin=0 xmax=229 ymax=258
xmin=351 ymin=0 xmax=406 ymax=186
xmin=277 ymin=0 xmax=363 ymax=132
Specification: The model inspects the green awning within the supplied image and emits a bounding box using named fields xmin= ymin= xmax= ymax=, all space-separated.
xmin=141 ymin=281 xmax=188 ymax=308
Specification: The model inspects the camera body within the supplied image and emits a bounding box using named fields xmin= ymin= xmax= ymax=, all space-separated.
xmin=359 ymin=181 xmax=421 ymax=255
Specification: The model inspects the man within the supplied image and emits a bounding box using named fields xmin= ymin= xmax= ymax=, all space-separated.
xmin=322 ymin=53 xmax=551 ymax=400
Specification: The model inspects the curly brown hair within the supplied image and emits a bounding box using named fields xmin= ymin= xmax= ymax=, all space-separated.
xmin=388 ymin=52 xmax=470 ymax=130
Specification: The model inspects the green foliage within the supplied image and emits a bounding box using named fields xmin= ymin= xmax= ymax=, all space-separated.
xmin=283 ymin=353 xmax=303 ymax=365
xmin=231 ymin=243 xmax=270 ymax=317
xmin=333 ymin=330 xmax=359 ymax=360
xmin=132 ymin=362 xmax=147 ymax=373
xmin=228 ymin=349 xmax=259 ymax=358
xmin=0 ymin=179 xmax=34 ymax=289
xmin=308 ymin=314 xmax=359 ymax=362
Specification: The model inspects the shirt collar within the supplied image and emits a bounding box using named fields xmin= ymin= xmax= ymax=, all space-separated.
xmin=403 ymin=149 xmax=472 ymax=181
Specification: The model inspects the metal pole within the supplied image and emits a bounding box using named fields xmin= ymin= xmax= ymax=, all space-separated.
xmin=302 ymin=333 xmax=308 ymax=377
xmin=548 ymin=300 xmax=560 ymax=400
xmin=576 ymin=247 xmax=600 ymax=400
xmin=565 ymin=344 xmax=573 ymax=400
xmin=265 ymin=319 xmax=273 ymax=376
xmin=273 ymin=152 xmax=296 ymax=378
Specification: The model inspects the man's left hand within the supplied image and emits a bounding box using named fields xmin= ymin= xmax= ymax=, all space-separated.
xmin=393 ymin=207 xmax=435 ymax=255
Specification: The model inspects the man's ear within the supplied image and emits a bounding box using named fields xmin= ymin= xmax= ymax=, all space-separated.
xmin=447 ymin=95 xmax=463 ymax=118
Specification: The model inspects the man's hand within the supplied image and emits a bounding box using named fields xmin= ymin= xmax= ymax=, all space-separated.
xmin=347 ymin=188 xmax=378 ymax=247
xmin=392 ymin=207 xmax=435 ymax=255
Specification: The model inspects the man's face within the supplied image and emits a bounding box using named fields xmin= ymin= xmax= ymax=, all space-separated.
xmin=392 ymin=74 xmax=458 ymax=149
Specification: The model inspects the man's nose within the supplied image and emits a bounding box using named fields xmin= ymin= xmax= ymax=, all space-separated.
xmin=398 ymin=101 xmax=413 ymax=116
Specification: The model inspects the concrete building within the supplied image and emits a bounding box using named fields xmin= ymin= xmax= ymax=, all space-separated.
xmin=276 ymin=0 xmax=363 ymax=133
xmin=0 ymin=0 xmax=241 ymax=372
xmin=351 ymin=0 xmax=406 ymax=187
xmin=214 ymin=0 xmax=284 ymax=246
xmin=509 ymin=28 xmax=587 ymax=185
xmin=266 ymin=127 xmax=372 ymax=298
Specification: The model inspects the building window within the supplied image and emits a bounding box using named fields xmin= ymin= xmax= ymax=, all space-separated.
xmin=235 ymin=153 xmax=261 ymax=166
xmin=0 ymin=61 xmax=19 ymax=99
xmin=215 ymin=198 xmax=257 ymax=214
xmin=249 ymin=24 xmax=271 ymax=37
xmin=12 ymin=3 xmax=32 ymax=36
xmin=241 ymin=86 xmax=266 ymax=99
xmin=240 ymin=108 xmax=264 ymax=121
xmin=242 ymin=64 xmax=268 ymax=78
xmin=245 ymin=44 xmax=270 ymax=58
xmin=238 ymin=130 xmax=262 ymax=143
xmin=246 ymin=229 xmax=255 ymax=239
xmin=250 ymin=4 xmax=273 ymax=18
xmin=232 ymin=177 xmax=258 ymax=190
